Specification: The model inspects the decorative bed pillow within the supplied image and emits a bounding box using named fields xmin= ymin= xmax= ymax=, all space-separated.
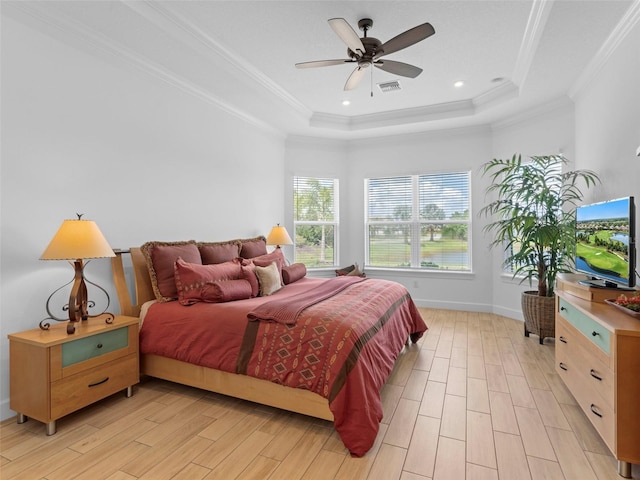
xmin=141 ymin=240 xmax=201 ymax=302
xmin=174 ymin=257 xmax=243 ymax=305
xmin=336 ymin=262 xmax=366 ymax=278
xmin=240 ymin=263 xmax=260 ymax=297
xmin=282 ymin=263 xmax=306 ymax=284
xmin=249 ymin=248 xmax=286 ymax=284
xmin=239 ymin=236 xmax=268 ymax=259
xmin=200 ymin=279 xmax=253 ymax=303
xmin=198 ymin=240 xmax=241 ymax=265
xmin=254 ymin=262 xmax=282 ymax=296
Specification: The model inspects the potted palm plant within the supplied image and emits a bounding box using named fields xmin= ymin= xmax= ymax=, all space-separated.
xmin=480 ymin=154 xmax=599 ymax=343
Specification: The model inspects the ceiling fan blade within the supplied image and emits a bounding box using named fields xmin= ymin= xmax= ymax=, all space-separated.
xmin=375 ymin=22 xmax=435 ymax=59
xmin=344 ymin=66 xmax=366 ymax=91
xmin=374 ymin=60 xmax=423 ymax=78
xmin=328 ymin=18 xmax=365 ymax=56
xmin=295 ymin=59 xmax=353 ymax=69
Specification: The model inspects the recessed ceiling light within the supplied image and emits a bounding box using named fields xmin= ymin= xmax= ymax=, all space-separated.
xmin=342 ymin=100 xmax=351 ymax=106
xmin=454 ymin=80 xmax=464 ymax=88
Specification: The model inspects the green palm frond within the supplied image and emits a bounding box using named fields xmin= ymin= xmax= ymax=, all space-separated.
xmin=480 ymin=154 xmax=600 ymax=297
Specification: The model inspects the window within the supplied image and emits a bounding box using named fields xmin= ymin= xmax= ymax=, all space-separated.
xmin=365 ymin=172 xmax=471 ymax=271
xmin=293 ymin=176 xmax=339 ymax=267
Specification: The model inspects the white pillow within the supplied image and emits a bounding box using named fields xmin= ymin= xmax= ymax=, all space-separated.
xmin=255 ymin=261 xmax=282 ymax=296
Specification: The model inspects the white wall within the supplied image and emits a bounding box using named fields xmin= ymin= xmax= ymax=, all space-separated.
xmin=573 ymin=21 xmax=640 ymax=206
xmin=1 ymin=17 xmax=286 ymax=420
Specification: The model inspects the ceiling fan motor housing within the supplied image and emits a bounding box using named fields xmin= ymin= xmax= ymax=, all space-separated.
xmin=348 ymin=37 xmax=383 ymax=66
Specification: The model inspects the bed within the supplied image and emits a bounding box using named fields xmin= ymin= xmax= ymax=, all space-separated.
xmin=110 ymin=238 xmax=427 ymax=456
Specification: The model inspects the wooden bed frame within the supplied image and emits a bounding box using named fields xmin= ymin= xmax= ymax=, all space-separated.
xmin=111 ymin=248 xmax=334 ymax=421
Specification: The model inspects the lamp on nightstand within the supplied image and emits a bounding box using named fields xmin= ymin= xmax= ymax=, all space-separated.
xmin=40 ymin=214 xmax=115 ymax=334
xmin=266 ymin=224 xmax=293 ymax=249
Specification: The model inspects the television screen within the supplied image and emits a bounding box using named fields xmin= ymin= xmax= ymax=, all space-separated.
xmin=575 ymin=196 xmax=636 ymax=289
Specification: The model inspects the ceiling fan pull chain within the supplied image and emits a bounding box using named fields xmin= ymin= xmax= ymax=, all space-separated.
xmin=371 ymin=67 xmax=374 ymax=97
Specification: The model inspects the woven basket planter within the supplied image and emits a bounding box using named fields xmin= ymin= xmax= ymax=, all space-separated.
xmin=521 ymin=291 xmax=555 ymax=344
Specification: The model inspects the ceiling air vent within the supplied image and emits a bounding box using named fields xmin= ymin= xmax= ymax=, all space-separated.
xmin=377 ymin=80 xmax=401 ymax=93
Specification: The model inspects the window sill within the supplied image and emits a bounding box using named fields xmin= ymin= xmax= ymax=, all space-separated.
xmin=366 ymin=267 xmax=475 ymax=280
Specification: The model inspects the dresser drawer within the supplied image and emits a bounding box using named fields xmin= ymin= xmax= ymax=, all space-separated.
xmin=62 ymin=327 xmax=129 ymax=367
xmin=561 ymin=361 xmax=616 ymax=451
xmin=556 ymin=319 xmax=614 ymax=409
xmin=51 ymin=353 xmax=138 ymax=419
xmin=558 ymin=298 xmax=611 ymax=355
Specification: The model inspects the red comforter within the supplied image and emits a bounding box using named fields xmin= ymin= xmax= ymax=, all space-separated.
xmin=139 ymin=276 xmax=427 ymax=456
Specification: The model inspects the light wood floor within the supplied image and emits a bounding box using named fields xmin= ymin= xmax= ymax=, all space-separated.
xmin=1 ymin=308 xmax=639 ymax=480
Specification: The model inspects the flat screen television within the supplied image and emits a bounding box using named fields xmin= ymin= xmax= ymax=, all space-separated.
xmin=575 ymin=196 xmax=636 ymax=289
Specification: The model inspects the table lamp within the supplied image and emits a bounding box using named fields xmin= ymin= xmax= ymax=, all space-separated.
xmin=40 ymin=214 xmax=115 ymax=334
xmin=266 ymin=224 xmax=293 ymax=249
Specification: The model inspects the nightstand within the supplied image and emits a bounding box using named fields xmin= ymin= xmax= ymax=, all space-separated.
xmin=8 ymin=315 xmax=139 ymax=435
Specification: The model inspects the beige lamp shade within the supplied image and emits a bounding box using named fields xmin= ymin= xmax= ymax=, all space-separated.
xmin=266 ymin=224 xmax=293 ymax=246
xmin=41 ymin=218 xmax=115 ymax=260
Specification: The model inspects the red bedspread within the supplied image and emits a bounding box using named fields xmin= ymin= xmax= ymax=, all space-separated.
xmin=140 ymin=277 xmax=427 ymax=456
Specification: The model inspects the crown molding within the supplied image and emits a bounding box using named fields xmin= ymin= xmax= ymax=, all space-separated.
xmin=568 ymin=0 xmax=640 ymax=99
xmin=125 ymin=1 xmax=312 ymax=118
xmin=309 ymin=100 xmax=476 ymax=131
xmin=309 ymin=78 xmax=523 ymax=132
xmin=512 ymin=0 xmax=555 ymax=88
xmin=473 ymin=80 xmax=520 ymax=111
xmin=4 ymin=1 xmax=285 ymax=137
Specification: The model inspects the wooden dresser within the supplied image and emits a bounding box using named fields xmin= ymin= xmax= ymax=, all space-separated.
xmin=8 ymin=315 xmax=139 ymax=435
xmin=555 ymin=274 xmax=640 ymax=478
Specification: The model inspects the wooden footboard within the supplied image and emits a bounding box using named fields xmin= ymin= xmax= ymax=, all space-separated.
xmin=111 ymin=249 xmax=333 ymax=422
xmin=142 ymin=354 xmax=334 ymax=421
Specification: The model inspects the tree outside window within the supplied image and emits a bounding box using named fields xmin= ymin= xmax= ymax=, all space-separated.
xmin=293 ymin=177 xmax=339 ymax=267
xmin=365 ymin=172 xmax=471 ymax=271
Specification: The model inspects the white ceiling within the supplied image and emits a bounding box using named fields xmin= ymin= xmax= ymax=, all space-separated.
xmin=4 ymin=0 xmax=637 ymax=139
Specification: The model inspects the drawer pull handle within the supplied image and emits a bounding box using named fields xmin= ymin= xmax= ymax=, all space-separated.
xmin=88 ymin=377 xmax=109 ymax=388
xmin=591 ymin=331 xmax=599 ymax=337
xmin=590 ymin=404 xmax=603 ymax=418
xmin=97 ymin=343 xmax=103 ymax=349
xmin=559 ymin=362 xmax=567 ymax=371
xmin=590 ymin=369 xmax=602 ymax=381
xmin=559 ymin=336 xmax=567 ymax=344
xmin=560 ymin=306 xmax=567 ymax=312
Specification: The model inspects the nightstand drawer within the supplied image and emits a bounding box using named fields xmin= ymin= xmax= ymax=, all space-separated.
xmin=51 ymin=353 xmax=138 ymax=419
xmin=62 ymin=327 xmax=129 ymax=367
xmin=558 ymin=298 xmax=610 ymax=354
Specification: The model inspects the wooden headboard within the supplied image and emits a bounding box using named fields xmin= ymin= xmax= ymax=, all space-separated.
xmin=111 ymin=248 xmax=154 ymax=317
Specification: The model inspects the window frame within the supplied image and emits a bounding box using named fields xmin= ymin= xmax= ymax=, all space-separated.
xmin=364 ymin=171 xmax=472 ymax=272
xmin=293 ymin=176 xmax=340 ymax=269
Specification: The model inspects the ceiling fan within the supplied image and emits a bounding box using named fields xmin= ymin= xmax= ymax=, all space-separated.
xmin=295 ymin=18 xmax=435 ymax=91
